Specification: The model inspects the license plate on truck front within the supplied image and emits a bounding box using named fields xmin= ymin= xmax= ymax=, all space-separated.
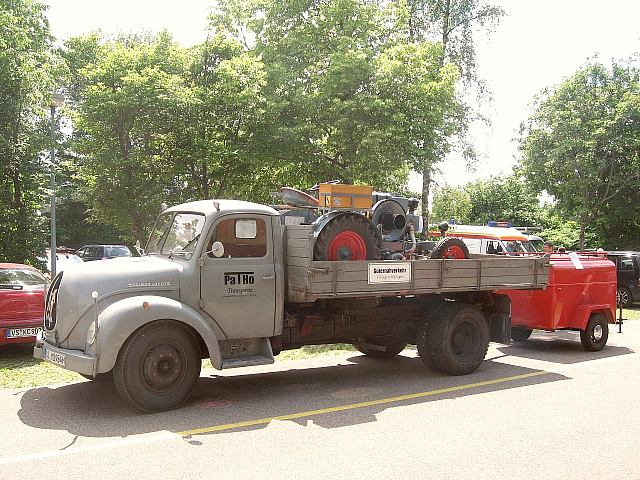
xmin=6 ymin=327 xmax=42 ymax=338
xmin=43 ymin=347 xmax=66 ymax=367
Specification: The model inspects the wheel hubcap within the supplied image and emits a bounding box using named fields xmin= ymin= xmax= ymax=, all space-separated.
xmin=444 ymin=245 xmax=466 ymax=259
xmin=328 ymin=231 xmax=367 ymax=261
xmin=617 ymin=290 xmax=629 ymax=305
xmin=143 ymin=343 xmax=185 ymax=392
xmin=451 ymin=321 xmax=477 ymax=359
xmin=593 ymin=324 xmax=603 ymax=341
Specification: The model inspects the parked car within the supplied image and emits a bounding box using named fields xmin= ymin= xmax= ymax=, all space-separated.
xmin=42 ymin=249 xmax=84 ymax=275
xmin=605 ymin=251 xmax=640 ymax=307
xmin=0 ymin=263 xmax=46 ymax=345
xmin=75 ymin=244 xmax=132 ymax=262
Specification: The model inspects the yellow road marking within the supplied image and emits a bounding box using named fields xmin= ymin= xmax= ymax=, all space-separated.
xmin=178 ymin=370 xmax=549 ymax=436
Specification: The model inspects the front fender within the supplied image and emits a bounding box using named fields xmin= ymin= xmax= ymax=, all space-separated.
xmin=95 ymin=295 xmax=223 ymax=373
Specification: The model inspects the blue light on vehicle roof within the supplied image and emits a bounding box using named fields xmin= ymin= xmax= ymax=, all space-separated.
xmin=487 ymin=220 xmax=512 ymax=228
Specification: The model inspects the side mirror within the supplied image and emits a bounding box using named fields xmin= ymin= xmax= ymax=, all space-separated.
xmin=210 ymin=241 xmax=225 ymax=258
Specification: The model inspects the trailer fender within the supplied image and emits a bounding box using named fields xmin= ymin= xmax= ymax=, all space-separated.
xmin=572 ymin=304 xmax=616 ymax=330
xmin=95 ymin=295 xmax=223 ymax=373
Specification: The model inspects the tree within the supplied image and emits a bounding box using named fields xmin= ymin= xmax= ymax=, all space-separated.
xmin=404 ymin=0 xmax=504 ymax=231
xmin=432 ymin=175 xmax=542 ymax=226
xmin=0 ymin=0 xmax=55 ymax=264
xmin=66 ymin=32 xmax=192 ymax=244
xmin=520 ymin=61 xmax=640 ymax=249
xmin=431 ymin=184 xmax=472 ymax=224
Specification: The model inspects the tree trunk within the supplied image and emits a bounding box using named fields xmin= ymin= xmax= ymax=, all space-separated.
xmin=421 ymin=167 xmax=431 ymax=235
xmin=579 ymin=213 xmax=588 ymax=250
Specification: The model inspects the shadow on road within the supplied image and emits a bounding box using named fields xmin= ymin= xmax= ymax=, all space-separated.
xmin=498 ymin=330 xmax=635 ymax=364
xmin=18 ymin=353 xmax=567 ymax=439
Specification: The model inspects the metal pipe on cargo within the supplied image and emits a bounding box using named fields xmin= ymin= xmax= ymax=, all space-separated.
xmin=405 ymin=224 xmax=417 ymax=255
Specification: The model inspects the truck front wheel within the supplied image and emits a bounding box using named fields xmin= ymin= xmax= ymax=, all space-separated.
xmin=417 ymin=303 xmax=488 ymax=375
xmin=113 ymin=320 xmax=201 ymax=412
xmin=580 ymin=313 xmax=609 ymax=352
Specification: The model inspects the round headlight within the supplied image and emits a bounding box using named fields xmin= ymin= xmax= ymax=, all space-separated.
xmin=86 ymin=321 xmax=97 ymax=346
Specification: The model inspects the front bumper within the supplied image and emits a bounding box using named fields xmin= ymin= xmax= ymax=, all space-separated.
xmin=33 ymin=331 xmax=96 ymax=376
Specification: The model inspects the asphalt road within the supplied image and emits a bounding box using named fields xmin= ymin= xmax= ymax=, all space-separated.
xmin=1 ymin=321 xmax=640 ymax=480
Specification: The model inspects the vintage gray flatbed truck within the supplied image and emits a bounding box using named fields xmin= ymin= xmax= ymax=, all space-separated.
xmin=34 ymin=199 xmax=549 ymax=412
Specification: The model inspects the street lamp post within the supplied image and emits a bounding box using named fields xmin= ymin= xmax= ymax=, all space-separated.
xmin=50 ymin=92 xmax=64 ymax=277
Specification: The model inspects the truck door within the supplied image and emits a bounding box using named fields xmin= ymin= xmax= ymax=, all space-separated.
xmin=199 ymin=214 xmax=276 ymax=339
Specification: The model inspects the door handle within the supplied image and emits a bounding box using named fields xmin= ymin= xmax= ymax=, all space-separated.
xmin=262 ymin=274 xmax=275 ymax=280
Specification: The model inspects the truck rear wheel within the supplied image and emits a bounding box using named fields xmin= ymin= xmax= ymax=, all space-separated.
xmin=417 ymin=303 xmax=488 ymax=375
xmin=580 ymin=313 xmax=609 ymax=352
xmin=511 ymin=327 xmax=533 ymax=342
xmin=313 ymin=214 xmax=381 ymax=261
xmin=113 ymin=320 xmax=201 ymax=412
xmin=354 ymin=337 xmax=407 ymax=358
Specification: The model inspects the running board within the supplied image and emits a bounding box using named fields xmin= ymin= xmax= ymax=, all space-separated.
xmin=222 ymin=354 xmax=274 ymax=369
xmin=219 ymin=337 xmax=274 ymax=370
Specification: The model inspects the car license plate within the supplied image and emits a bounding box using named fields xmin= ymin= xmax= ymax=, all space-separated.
xmin=44 ymin=347 xmax=66 ymax=367
xmin=6 ymin=327 xmax=42 ymax=338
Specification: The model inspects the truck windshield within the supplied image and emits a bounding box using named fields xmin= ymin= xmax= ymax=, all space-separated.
xmin=146 ymin=212 xmax=206 ymax=259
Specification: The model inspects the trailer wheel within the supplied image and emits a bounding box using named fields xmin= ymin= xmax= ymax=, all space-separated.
xmin=511 ymin=327 xmax=533 ymax=342
xmin=616 ymin=287 xmax=632 ymax=308
xmin=113 ymin=320 xmax=201 ymax=412
xmin=314 ymin=214 xmax=381 ymax=261
xmin=354 ymin=337 xmax=408 ymax=358
xmin=580 ymin=313 xmax=609 ymax=352
xmin=417 ymin=303 xmax=488 ymax=375
xmin=429 ymin=237 xmax=469 ymax=260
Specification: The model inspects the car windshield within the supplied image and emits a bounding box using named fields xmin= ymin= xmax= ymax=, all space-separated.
xmin=106 ymin=246 xmax=131 ymax=257
xmin=147 ymin=212 xmax=206 ymax=259
xmin=0 ymin=268 xmax=45 ymax=288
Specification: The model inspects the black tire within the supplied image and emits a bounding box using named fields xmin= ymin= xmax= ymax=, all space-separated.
xmin=429 ymin=237 xmax=470 ymax=260
xmin=580 ymin=313 xmax=609 ymax=352
xmin=313 ymin=214 xmax=382 ymax=261
xmin=417 ymin=303 xmax=488 ymax=375
xmin=617 ymin=287 xmax=632 ymax=308
xmin=416 ymin=301 xmax=449 ymax=369
xmin=511 ymin=327 xmax=533 ymax=342
xmin=354 ymin=337 xmax=408 ymax=358
xmin=113 ymin=321 xmax=201 ymax=412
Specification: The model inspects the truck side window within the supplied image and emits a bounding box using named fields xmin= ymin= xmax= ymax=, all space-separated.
xmin=211 ymin=218 xmax=267 ymax=258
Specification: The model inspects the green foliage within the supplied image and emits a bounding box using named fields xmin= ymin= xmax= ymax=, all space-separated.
xmin=520 ymin=60 xmax=640 ymax=248
xmin=432 ymin=175 xmax=542 ymax=227
xmin=432 ymin=184 xmax=472 ymax=223
xmin=0 ymin=0 xmax=54 ymax=264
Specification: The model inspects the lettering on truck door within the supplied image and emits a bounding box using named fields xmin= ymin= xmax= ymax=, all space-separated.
xmin=199 ymin=215 xmax=276 ymax=339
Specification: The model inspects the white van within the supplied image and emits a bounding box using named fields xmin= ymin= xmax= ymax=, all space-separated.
xmin=442 ymin=224 xmax=534 ymax=255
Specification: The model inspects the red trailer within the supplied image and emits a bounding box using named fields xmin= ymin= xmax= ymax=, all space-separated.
xmin=500 ymin=253 xmax=617 ymax=351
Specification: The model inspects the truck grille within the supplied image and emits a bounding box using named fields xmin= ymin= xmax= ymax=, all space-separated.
xmin=44 ymin=272 xmax=63 ymax=331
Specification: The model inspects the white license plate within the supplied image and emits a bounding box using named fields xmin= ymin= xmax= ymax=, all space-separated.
xmin=44 ymin=348 xmax=66 ymax=367
xmin=6 ymin=327 xmax=42 ymax=338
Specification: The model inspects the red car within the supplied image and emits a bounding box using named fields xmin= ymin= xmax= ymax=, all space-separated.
xmin=0 ymin=263 xmax=46 ymax=345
